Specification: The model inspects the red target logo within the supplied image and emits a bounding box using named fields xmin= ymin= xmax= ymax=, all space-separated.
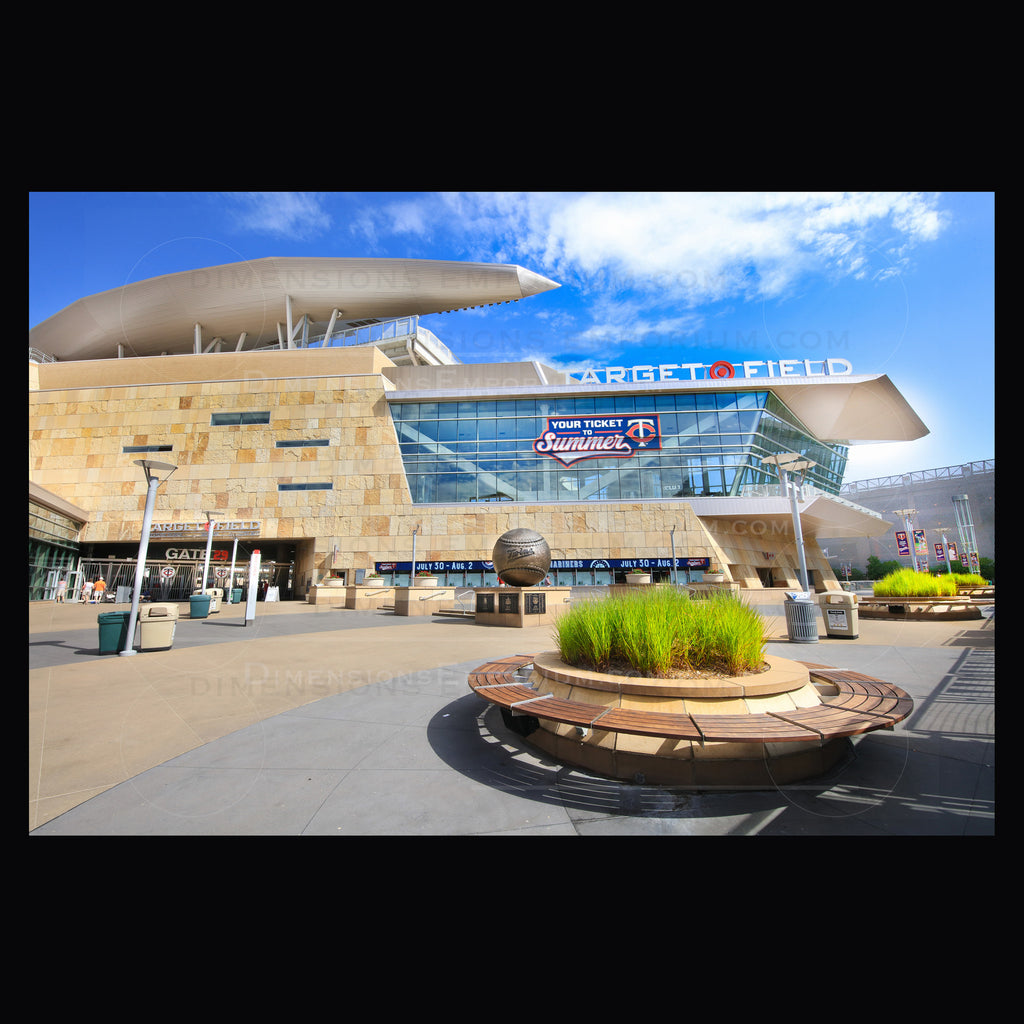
xmin=709 ymin=360 xmax=735 ymax=379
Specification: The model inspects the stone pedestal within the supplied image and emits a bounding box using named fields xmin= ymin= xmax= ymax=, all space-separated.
xmin=344 ymin=585 xmax=396 ymax=611
xmin=308 ymin=583 xmax=347 ymax=606
xmin=393 ymin=586 xmax=457 ymax=616
xmin=473 ymin=587 xmax=572 ymax=627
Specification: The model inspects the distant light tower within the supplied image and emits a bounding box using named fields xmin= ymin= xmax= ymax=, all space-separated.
xmin=952 ymin=495 xmax=980 ymax=573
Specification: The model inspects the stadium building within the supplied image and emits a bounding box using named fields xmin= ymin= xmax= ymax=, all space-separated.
xmin=28 ymin=257 xmax=929 ymax=602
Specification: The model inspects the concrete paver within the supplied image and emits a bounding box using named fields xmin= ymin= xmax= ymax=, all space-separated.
xmin=29 ymin=596 xmax=994 ymax=835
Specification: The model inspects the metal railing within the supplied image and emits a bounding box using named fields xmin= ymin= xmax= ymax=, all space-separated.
xmin=841 ymin=459 xmax=994 ymax=494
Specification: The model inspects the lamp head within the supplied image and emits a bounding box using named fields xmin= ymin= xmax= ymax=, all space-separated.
xmin=133 ymin=459 xmax=177 ymax=485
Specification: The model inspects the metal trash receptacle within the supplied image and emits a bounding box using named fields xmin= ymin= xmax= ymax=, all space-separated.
xmin=98 ymin=611 xmax=131 ymax=653
xmin=190 ymin=594 xmax=212 ymax=619
xmin=821 ymin=592 xmax=859 ymax=639
xmin=140 ymin=603 xmax=179 ymax=650
xmin=784 ymin=592 xmax=819 ymax=643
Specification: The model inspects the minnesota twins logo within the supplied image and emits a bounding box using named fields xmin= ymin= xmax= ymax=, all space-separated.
xmin=533 ymin=415 xmax=661 ymax=467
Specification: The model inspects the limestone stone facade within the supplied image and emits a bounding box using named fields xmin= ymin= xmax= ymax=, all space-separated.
xmin=29 ymin=346 xmax=839 ymax=594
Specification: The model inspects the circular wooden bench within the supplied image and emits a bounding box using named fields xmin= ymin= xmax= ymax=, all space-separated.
xmin=468 ymin=654 xmax=913 ymax=785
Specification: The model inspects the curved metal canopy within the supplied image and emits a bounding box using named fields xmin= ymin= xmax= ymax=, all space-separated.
xmin=29 ymin=257 xmax=560 ymax=361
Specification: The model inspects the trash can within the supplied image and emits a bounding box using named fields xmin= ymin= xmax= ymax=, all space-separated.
xmin=98 ymin=611 xmax=131 ymax=653
xmin=821 ymin=592 xmax=859 ymax=639
xmin=139 ymin=603 xmax=179 ymax=650
xmin=231 ymin=588 xmax=242 ymax=604
xmin=204 ymin=588 xmax=222 ymax=613
xmin=784 ymin=591 xmax=819 ymax=643
xmin=190 ymin=593 xmax=212 ymax=619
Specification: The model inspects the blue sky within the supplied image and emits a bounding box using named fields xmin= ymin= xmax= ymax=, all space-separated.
xmin=29 ymin=191 xmax=994 ymax=483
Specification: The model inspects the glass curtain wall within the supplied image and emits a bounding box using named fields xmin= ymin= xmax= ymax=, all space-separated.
xmin=391 ymin=391 xmax=848 ymax=504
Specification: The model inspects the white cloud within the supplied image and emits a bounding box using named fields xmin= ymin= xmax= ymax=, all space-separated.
xmin=449 ymin=191 xmax=949 ymax=304
xmin=225 ymin=192 xmax=331 ymax=240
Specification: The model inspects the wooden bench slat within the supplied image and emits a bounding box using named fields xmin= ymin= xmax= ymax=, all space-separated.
xmin=595 ymin=708 xmax=703 ymax=740
xmin=771 ymin=706 xmax=897 ymax=738
xmin=691 ymin=714 xmax=820 ymax=743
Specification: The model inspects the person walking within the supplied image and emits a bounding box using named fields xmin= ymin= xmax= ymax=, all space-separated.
xmin=81 ymin=580 xmax=94 ymax=603
xmin=55 ymin=577 xmax=67 ymax=603
xmin=93 ymin=577 xmax=107 ymax=602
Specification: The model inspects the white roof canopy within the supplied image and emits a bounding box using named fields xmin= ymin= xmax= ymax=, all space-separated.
xmin=29 ymin=257 xmax=559 ymax=361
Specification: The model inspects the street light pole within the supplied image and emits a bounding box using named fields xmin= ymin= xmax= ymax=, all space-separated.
xmin=892 ymin=508 xmax=917 ymax=568
xmin=120 ymin=460 xmax=176 ymax=656
xmin=670 ymin=525 xmax=679 ymax=586
xmin=937 ymin=528 xmax=953 ymax=574
xmin=200 ymin=511 xmax=216 ymax=596
xmin=762 ymin=453 xmax=815 ymax=593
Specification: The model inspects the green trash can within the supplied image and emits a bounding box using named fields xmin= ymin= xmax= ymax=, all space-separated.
xmin=231 ymin=588 xmax=242 ymax=604
xmin=98 ymin=611 xmax=131 ymax=653
xmin=189 ymin=594 xmax=212 ymax=619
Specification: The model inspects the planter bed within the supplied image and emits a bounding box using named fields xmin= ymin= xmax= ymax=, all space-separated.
xmin=858 ymin=595 xmax=982 ymax=620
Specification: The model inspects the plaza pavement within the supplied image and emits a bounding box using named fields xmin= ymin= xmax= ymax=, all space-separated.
xmin=29 ymin=593 xmax=994 ymax=835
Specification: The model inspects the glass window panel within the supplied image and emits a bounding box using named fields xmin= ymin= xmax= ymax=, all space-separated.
xmin=675 ymin=413 xmax=699 ymax=436
xmin=456 ymin=476 xmax=478 ymax=502
xmin=698 ymin=409 xmax=719 ymax=433
xmin=675 ymin=393 xmax=696 ymax=411
xmin=574 ymin=396 xmax=595 ymax=414
xmin=619 ymin=471 xmax=642 ymax=498
xmin=614 ymin=395 xmax=636 ymax=413
xmin=412 ymin=475 xmax=435 ymax=502
xmin=517 ymin=417 xmax=541 ymax=439
xmin=639 ymin=469 xmax=664 ymax=499
xmin=660 ymin=466 xmax=684 ymax=497
xmin=435 ymin=474 xmax=458 ymax=502
xmin=718 ymin=408 xmax=741 ymax=432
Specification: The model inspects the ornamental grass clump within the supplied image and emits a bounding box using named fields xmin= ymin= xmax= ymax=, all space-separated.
xmin=553 ymin=588 xmax=765 ymax=678
xmin=873 ymin=568 xmax=957 ymax=597
xmin=951 ymin=573 xmax=988 ymax=587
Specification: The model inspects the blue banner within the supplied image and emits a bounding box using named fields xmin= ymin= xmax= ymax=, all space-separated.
xmin=376 ymin=556 xmax=709 ymax=573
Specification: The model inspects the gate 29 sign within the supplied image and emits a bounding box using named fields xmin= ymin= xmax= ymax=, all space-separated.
xmin=534 ymin=415 xmax=661 ymax=467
